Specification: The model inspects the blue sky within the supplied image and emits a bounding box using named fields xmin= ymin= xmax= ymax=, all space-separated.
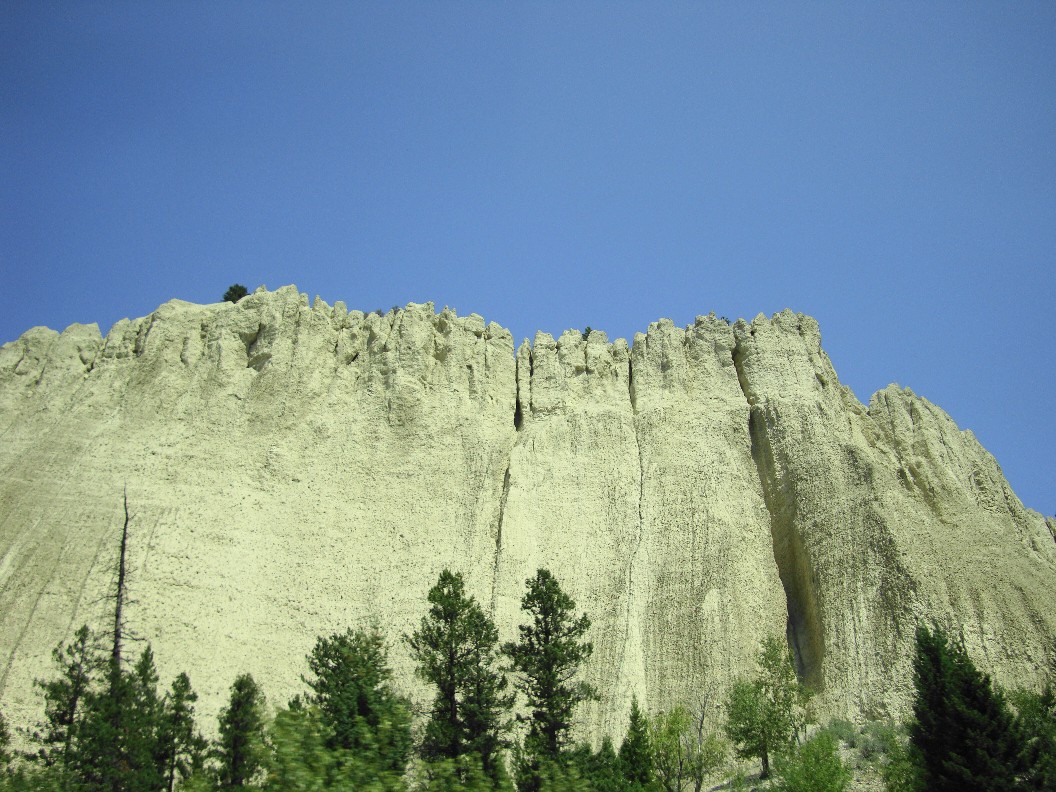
xmin=2 ymin=2 xmax=1053 ymax=514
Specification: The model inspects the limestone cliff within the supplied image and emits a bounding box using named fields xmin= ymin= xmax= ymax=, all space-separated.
xmin=0 ymin=286 xmax=1052 ymax=741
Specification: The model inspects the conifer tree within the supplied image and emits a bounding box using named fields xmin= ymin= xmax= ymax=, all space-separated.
xmin=0 ymin=711 xmax=10 ymax=772
xmin=216 ymin=673 xmax=267 ymax=789
xmin=33 ymin=625 xmax=100 ymax=772
xmin=409 ymin=569 xmax=514 ymax=783
xmin=504 ymin=569 xmax=596 ymax=792
xmin=158 ymin=673 xmax=205 ymax=792
xmin=304 ymin=625 xmax=413 ymax=778
xmin=583 ymin=737 xmax=622 ymax=792
xmin=910 ymin=623 xmax=1023 ymax=792
xmin=618 ymin=697 xmax=654 ymax=790
xmin=222 ymin=284 xmax=248 ymax=303
xmin=127 ymin=646 xmax=164 ymax=792
xmin=1013 ymin=683 xmax=1056 ymax=790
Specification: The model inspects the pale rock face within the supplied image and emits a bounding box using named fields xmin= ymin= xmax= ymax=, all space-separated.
xmin=0 ymin=288 xmax=1053 ymax=743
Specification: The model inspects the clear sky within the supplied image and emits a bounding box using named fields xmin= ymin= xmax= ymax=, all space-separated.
xmin=2 ymin=2 xmax=1053 ymax=515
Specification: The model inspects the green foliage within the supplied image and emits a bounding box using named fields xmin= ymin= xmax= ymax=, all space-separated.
xmin=1009 ymin=678 xmax=1056 ymax=790
xmin=650 ymin=705 xmax=725 ymax=792
xmin=0 ymin=710 xmax=9 ymax=771
xmin=771 ymin=731 xmax=851 ymax=792
xmin=535 ymin=759 xmax=592 ymax=792
xmin=267 ymin=705 xmax=353 ymax=791
xmin=217 ymin=672 xmax=268 ymax=789
xmin=74 ymin=645 xmax=166 ymax=792
xmin=413 ymin=753 xmax=511 ymax=792
xmin=32 ymin=624 xmax=100 ymax=770
xmin=909 ymin=624 xmax=1022 ymax=791
xmin=0 ymin=763 xmax=68 ymax=792
xmin=822 ymin=718 xmax=857 ymax=748
xmin=158 ymin=672 xmax=207 ymax=792
xmin=303 ymin=625 xmax=413 ymax=779
xmin=408 ymin=569 xmax=513 ymax=783
xmin=576 ymin=737 xmax=622 ymax=792
xmin=722 ymin=636 xmax=812 ymax=779
xmin=504 ymin=569 xmax=597 ymax=792
xmin=223 ymin=285 xmax=248 ymax=303
xmin=617 ymin=697 xmax=653 ymax=790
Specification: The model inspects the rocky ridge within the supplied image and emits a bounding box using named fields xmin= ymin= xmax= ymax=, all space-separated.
xmin=0 ymin=286 xmax=1053 ymax=742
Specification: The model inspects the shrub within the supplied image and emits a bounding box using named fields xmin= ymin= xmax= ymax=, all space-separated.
xmin=772 ymin=731 xmax=851 ymax=792
xmin=223 ymin=284 xmax=248 ymax=303
xmin=823 ymin=718 xmax=858 ymax=748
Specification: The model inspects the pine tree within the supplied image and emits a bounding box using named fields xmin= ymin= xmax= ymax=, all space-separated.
xmin=216 ymin=673 xmax=267 ymax=789
xmin=909 ymin=623 xmax=1023 ymax=792
xmin=158 ymin=673 xmax=205 ymax=792
xmin=618 ymin=697 xmax=654 ymax=790
xmin=32 ymin=625 xmax=100 ymax=771
xmin=504 ymin=569 xmax=597 ymax=792
xmin=1012 ymin=682 xmax=1055 ymax=790
xmin=583 ymin=737 xmax=622 ymax=792
xmin=222 ymin=284 xmax=248 ymax=303
xmin=127 ymin=646 xmax=164 ymax=792
xmin=304 ymin=625 xmax=413 ymax=778
xmin=409 ymin=569 xmax=514 ymax=783
xmin=0 ymin=710 xmax=10 ymax=772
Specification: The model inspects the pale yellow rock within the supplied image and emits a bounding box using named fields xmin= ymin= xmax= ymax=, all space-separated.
xmin=0 ymin=289 xmax=1053 ymax=745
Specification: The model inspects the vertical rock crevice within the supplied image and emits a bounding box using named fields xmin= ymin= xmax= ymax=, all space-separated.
xmin=490 ymin=463 xmax=512 ymax=616
xmin=513 ymin=352 xmax=524 ymax=430
xmin=617 ymin=354 xmax=647 ymax=705
xmin=732 ymin=341 xmax=826 ymax=690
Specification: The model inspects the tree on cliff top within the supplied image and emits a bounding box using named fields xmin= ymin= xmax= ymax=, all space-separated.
xmin=222 ymin=284 xmax=248 ymax=303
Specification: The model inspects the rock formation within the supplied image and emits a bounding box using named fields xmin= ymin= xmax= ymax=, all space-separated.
xmin=0 ymin=286 xmax=1053 ymax=742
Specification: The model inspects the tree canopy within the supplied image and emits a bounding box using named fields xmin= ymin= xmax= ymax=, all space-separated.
xmin=408 ymin=569 xmax=513 ymax=783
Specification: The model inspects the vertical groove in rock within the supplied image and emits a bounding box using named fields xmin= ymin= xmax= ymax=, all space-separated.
xmin=732 ymin=341 xmax=826 ymax=689
xmin=490 ymin=463 xmax=511 ymax=616
xmin=617 ymin=353 xmax=647 ymax=704
xmin=513 ymin=352 xmax=524 ymax=430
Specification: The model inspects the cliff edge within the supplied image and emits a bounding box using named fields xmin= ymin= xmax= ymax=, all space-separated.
xmin=1 ymin=286 xmax=1052 ymax=740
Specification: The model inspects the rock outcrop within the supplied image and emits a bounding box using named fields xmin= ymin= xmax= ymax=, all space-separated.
xmin=1 ymin=286 xmax=1053 ymax=741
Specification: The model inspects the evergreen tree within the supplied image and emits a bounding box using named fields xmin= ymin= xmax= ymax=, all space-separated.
xmin=76 ymin=646 xmax=165 ymax=792
xmin=582 ymin=737 xmax=622 ymax=792
xmin=303 ymin=625 xmax=413 ymax=778
xmin=0 ymin=710 xmax=10 ymax=772
xmin=909 ymin=623 xmax=1023 ymax=792
xmin=408 ymin=569 xmax=514 ymax=783
xmin=722 ymin=636 xmax=812 ymax=779
xmin=1012 ymin=682 xmax=1056 ymax=790
xmin=158 ymin=673 xmax=206 ymax=792
xmin=32 ymin=625 xmax=100 ymax=771
xmin=222 ymin=285 xmax=248 ymax=303
xmin=216 ymin=673 xmax=267 ymax=790
xmin=503 ymin=569 xmax=596 ymax=792
xmin=618 ymin=697 xmax=653 ymax=790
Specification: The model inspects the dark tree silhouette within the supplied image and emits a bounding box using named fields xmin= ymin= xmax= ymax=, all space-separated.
xmin=408 ymin=569 xmax=514 ymax=782
xmin=223 ymin=284 xmax=248 ymax=303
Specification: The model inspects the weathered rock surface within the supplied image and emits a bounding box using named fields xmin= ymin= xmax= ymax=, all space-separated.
xmin=0 ymin=286 xmax=1053 ymax=741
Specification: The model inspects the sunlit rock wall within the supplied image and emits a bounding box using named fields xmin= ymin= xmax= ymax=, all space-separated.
xmin=1 ymin=286 xmax=1053 ymax=742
